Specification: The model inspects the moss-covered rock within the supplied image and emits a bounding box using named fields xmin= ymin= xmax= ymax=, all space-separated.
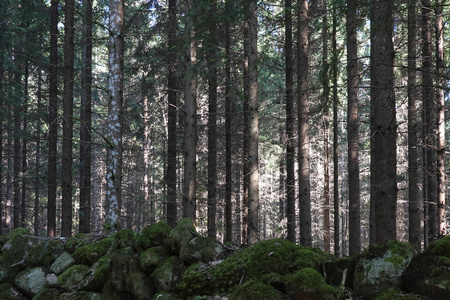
xmin=374 ymin=288 xmax=423 ymax=300
xmin=14 ymin=267 xmax=47 ymax=298
xmin=179 ymin=236 xmax=223 ymax=265
xmin=126 ymin=270 xmax=155 ymax=300
xmin=50 ymin=251 xmax=76 ymax=275
xmin=65 ymin=233 xmax=93 ymax=254
xmin=140 ymin=246 xmax=171 ymax=274
xmin=58 ymin=291 xmax=102 ymax=300
xmin=151 ymin=256 xmax=186 ymax=293
xmin=286 ymin=267 xmax=336 ymax=300
xmin=135 ymin=221 xmax=172 ymax=253
xmin=110 ymin=247 xmax=141 ymax=293
xmin=165 ymin=218 xmax=197 ymax=255
xmin=0 ymin=282 xmax=28 ymax=300
xmin=113 ymin=229 xmax=137 ymax=250
xmin=324 ymin=256 xmax=356 ymax=289
xmin=354 ymin=241 xmax=414 ymax=300
xmin=79 ymin=254 xmax=111 ymax=292
xmin=58 ymin=264 xmax=90 ymax=291
xmin=230 ymin=280 xmax=284 ymax=300
xmin=33 ymin=286 xmax=63 ymax=300
xmin=25 ymin=239 xmax=64 ymax=271
xmin=178 ymin=262 xmax=215 ymax=298
xmin=102 ymin=279 xmax=133 ymax=300
xmin=152 ymin=292 xmax=181 ymax=300
xmin=73 ymin=237 xmax=113 ymax=265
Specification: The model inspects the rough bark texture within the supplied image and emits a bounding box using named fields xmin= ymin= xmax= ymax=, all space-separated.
xmin=79 ymin=0 xmax=93 ymax=234
xmin=106 ymin=0 xmax=124 ymax=230
xmin=285 ymin=0 xmax=296 ymax=244
xmin=182 ymin=0 xmax=198 ymax=221
xmin=207 ymin=0 xmax=218 ymax=239
xmin=347 ymin=0 xmax=361 ymax=255
xmin=0 ymin=67 xmax=3 ymax=234
xmin=47 ymin=0 xmax=58 ymax=237
xmin=298 ymin=0 xmax=312 ymax=247
xmin=166 ymin=0 xmax=178 ymax=228
xmin=13 ymin=71 xmax=22 ymax=229
xmin=247 ymin=0 xmax=259 ymax=245
xmin=408 ymin=0 xmax=421 ymax=251
xmin=34 ymin=68 xmax=42 ymax=236
xmin=370 ymin=0 xmax=397 ymax=244
xmin=21 ymin=63 xmax=28 ymax=228
xmin=242 ymin=11 xmax=250 ymax=244
xmin=435 ymin=0 xmax=446 ymax=238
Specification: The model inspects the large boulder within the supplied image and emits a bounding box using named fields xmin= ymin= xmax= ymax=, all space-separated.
xmin=126 ymin=270 xmax=155 ymax=300
xmin=402 ymin=236 xmax=450 ymax=300
xmin=14 ymin=267 xmax=47 ymax=298
xmin=25 ymin=239 xmax=64 ymax=271
xmin=58 ymin=264 xmax=90 ymax=291
xmin=65 ymin=233 xmax=94 ymax=254
xmin=0 ymin=282 xmax=28 ymax=300
xmin=50 ymin=251 xmax=76 ymax=275
xmin=113 ymin=229 xmax=137 ymax=250
xmin=33 ymin=287 xmax=63 ymax=300
xmin=353 ymin=241 xmax=414 ymax=300
xmin=165 ymin=218 xmax=197 ymax=255
xmin=179 ymin=236 xmax=224 ymax=265
xmin=151 ymin=256 xmax=185 ymax=293
xmin=78 ymin=254 xmax=111 ymax=292
xmin=73 ymin=237 xmax=113 ymax=265
xmin=286 ymin=267 xmax=336 ymax=300
xmin=110 ymin=247 xmax=141 ymax=293
xmin=140 ymin=245 xmax=170 ymax=274
xmin=230 ymin=280 xmax=284 ymax=300
xmin=135 ymin=221 xmax=171 ymax=253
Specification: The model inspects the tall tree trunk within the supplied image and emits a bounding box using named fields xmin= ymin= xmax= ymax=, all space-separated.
xmin=106 ymin=0 xmax=124 ymax=230
xmin=246 ymin=0 xmax=259 ymax=245
xmin=370 ymin=0 xmax=397 ymax=244
xmin=79 ymin=0 xmax=93 ymax=234
xmin=166 ymin=0 xmax=178 ymax=228
xmin=62 ymin=0 xmax=75 ymax=237
xmin=47 ymin=0 xmax=58 ymax=237
xmin=21 ymin=61 xmax=29 ymax=228
xmin=13 ymin=71 xmax=22 ymax=229
xmin=421 ymin=0 xmax=437 ymax=245
xmin=242 ymin=11 xmax=250 ymax=244
xmin=34 ymin=68 xmax=43 ymax=236
xmin=143 ymin=78 xmax=151 ymax=225
xmin=182 ymin=0 xmax=198 ymax=221
xmin=6 ymin=101 xmax=13 ymax=229
xmin=0 ymin=67 xmax=3 ymax=233
xmin=332 ymin=4 xmax=340 ymax=257
xmin=408 ymin=0 xmax=421 ymax=250
xmin=285 ymin=0 xmax=296 ymax=243
xmin=224 ymin=0 xmax=233 ymax=243
xmin=298 ymin=0 xmax=312 ymax=247
xmin=321 ymin=1 xmax=331 ymax=253
xmin=207 ymin=0 xmax=218 ymax=239
xmin=347 ymin=0 xmax=361 ymax=255
xmin=435 ymin=0 xmax=446 ymax=238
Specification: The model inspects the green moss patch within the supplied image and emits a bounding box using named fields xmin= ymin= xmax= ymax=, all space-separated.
xmin=58 ymin=265 xmax=90 ymax=291
xmin=113 ymin=229 xmax=137 ymax=250
xmin=286 ymin=267 xmax=336 ymax=300
xmin=135 ymin=221 xmax=171 ymax=253
xmin=230 ymin=280 xmax=283 ymax=300
xmin=140 ymin=246 xmax=170 ymax=274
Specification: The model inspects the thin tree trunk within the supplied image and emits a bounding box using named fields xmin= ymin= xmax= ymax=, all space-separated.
xmin=298 ymin=0 xmax=312 ymax=247
xmin=143 ymin=77 xmax=150 ymax=225
xmin=182 ymin=0 xmax=198 ymax=221
xmin=21 ymin=61 xmax=29 ymax=228
xmin=34 ymin=68 xmax=42 ymax=236
xmin=224 ymin=0 xmax=233 ymax=243
xmin=166 ymin=0 xmax=178 ymax=228
xmin=6 ymin=103 xmax=13 ymax=230
xmin=370 ymin=0 xmax=397 ymax=244
xmin=408 ymin=0 xmax=421 ymax=250
xmin=207 ymin=0 xmax=218 ymax=239
xmin=106 ymin=0 xmax=124 ymax=230
xmin=242 ymin=12 xmax=250 ymax=244
xmin=332 ymin=4 xmax=340 ymax=257
xmin=79 ymin=0 xmax=93 ymax=234
xmin=347 ymin=0 xmax=361 ymax=255
xmin=285 ymin=0 xmax=296 ymax=243
xmin=47 ymin=0 xmax=58 ymax=237
xmin=0 ymin=67 xmax=3 ymax=233
xmin=13 ymin=71 xmax=22 ymax=229
xmin=247 ymin=0 xmax=259 ymax=245
xmin=435 ymin=0 xmax=446 ymax=238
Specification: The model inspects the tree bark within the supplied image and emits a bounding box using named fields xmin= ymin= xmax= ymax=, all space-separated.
xmin=370 ymin=0 xmax=397 ymax=244
xmin=285 ymin=0 xmax=296 ymax=243
xmin=21 ymin=61 xmax=29 ymax=228
xmin=166 ymin=0 xmax=178 ymax=228
xmin=298 ymin=0 xmax=312 ymax=247
xmin=182 ymin=0 xmax=198 ymax=221
xmin=34 ymin=68 xmax=43 ymax=236
xmin=79 ymin=0 xmax=93 ymax=234
xmin=47 ymin=0 xmax=58 ymax=237
xmin=13 ymin=71 xmax=22 ymax=229
xmin=347 ymin=0 xmax=361 ymax=255
xmin=408 ymin=0 xmax=421 ymax=250
xmin=106 ymin=0 xmax=124 ymax=230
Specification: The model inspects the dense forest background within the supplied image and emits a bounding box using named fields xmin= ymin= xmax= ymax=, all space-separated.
xmin=0 ymin=0 xmax=448 ymax=257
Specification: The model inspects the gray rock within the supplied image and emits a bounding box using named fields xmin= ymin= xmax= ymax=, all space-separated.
xmin=50 ymin=251 xmax=76 ymax=275
xmin=46 ymin=273 xmax=58 ymax=287
xmin=14 ymin=267 xmax=47 ymax=298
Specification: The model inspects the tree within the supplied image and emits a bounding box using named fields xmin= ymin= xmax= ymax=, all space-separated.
xmin=298 ymin=0 xmax=312 ymax=247
xmin=347 ymin=0 xmax=361 ymax=255
xmin=407 ymin=0 xmax=421 ymax=250
xmin=79 ymin=0 xmax=93 ymax=234
xmin=47 ymin=0 xmax=58 ymax=237
xmin=106 ymin=0 xmax=125 ymax=230
xmin=246 ymin=0 xmax=259 ymax=244
xmin=370 ymin=0 xmax=397 ymax=244
xmin=183 ymin=0 xmax=198 ymax=221
xmin=166 ymin=0 xmax=178 ymax=228
xmin=285 ymin=0 xmax=296 ymax=243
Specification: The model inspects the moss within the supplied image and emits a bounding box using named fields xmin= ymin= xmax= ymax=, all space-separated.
xmin=374 ymin=288 xmax=422 ymax=300
xmin=0 ymin=282 xmax=28 ymax=300
xmin=79 ymin=255 xmax=111 ymax=292
xmin=426 ymin=235 xmax=450 ymax=260
xmin=58 ymin=264 xmax=90 ymax=290
xmin=179 ymin=236 xmax=222 ymax=265
xmin=33 ymin=287 xmax=63 ymax=300
xmin=165 ymin=218 xmax=197 ymax=255
xmin=140 ymin=245 xmax=171 ymax=274
xmin=26 ymin=239 xmax=64 ymax=271
xmin=114 ymin=229 xmax=137 ymax=249
xmin=74 ymin=237 xmax=114 ymax=265
xmin=178 ymin=262 xmax=214 ymax=297
xmin=230 ymin=280 xmax=283 ymax=300
xmin=286 ymin=267 xmax=336 ymax=300
xmin=151 ymin=256 xmax=186 ymax=293
xmin=135 ymin=221 xmax=172 ymax=253
xmin=152 ymin=292 xmax=180 ymax=300
xmin=66 ymin=233 xmax=91 ymax=253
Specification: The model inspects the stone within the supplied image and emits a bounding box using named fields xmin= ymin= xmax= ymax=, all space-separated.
xmin=50 ymin=251 xmax=76 ymax=275
xmin=110 ymin=247 xmax=141 ymax=293
xmin=14 ymin=267 xmax=47 ymax=298
xmin=179 ymin=236 xmax=224 ymax=265
xmin=230 ymin=280 xmax=283 ymax=300
xmin=78 ymin=254 xmax=111 ymax=292
xmin=286 ymin=267 xmax=336 ymax=300
xmin=165 ymin=218 xmax=197 ymax=255
xmin=135 ymin=221 xmax=172 ymax=253
xmin=25 ymin=239 xmax=64 ymax=271
xmin=126 ymin=270 xmax=155 ymax=300
xmin=0 ymin=282 xmax=28 ymax=300
xmin=58 ymin=265 xmax=90 ymax=291
xmin=151 ymin=256 xmax=186 ymax=293
xmin=140 ymin=245 xmax=170 ymax=274
xmin=46 ymin=273 xmax=58 ymax=287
